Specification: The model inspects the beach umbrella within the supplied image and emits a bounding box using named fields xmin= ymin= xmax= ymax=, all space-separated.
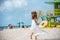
xmin=18 ymin=21 xmax=24 ymax=28
xmin=18 ymin=22 xmax=21 ymax=27
xmin=20 ymin=21 xmax=24 ymax=25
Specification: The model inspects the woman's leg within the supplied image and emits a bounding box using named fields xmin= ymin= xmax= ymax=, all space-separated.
xmin=35 ymin=36 xmax=37 ymax=40
xmin=30 ymin=32 xmax=33 ymax=39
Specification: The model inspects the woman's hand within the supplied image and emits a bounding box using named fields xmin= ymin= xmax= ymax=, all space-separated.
xmin=37 ymin=23 xmax=39 ymax=25
xmin=35 ymin=20 xmax=39 ymax=25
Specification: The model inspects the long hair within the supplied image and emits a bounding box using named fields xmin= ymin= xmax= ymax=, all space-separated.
xmin=31 ymin=11 xmax=37 ymax=19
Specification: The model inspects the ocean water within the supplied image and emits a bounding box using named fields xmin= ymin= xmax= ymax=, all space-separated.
xmin=0 ymin=25 xmax=31 ymax=30
xmin=0 ymin=27 xmax=4 ymax=30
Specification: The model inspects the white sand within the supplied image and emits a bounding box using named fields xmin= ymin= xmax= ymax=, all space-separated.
xmin=0 ymin=28 xmax=60 ymax=40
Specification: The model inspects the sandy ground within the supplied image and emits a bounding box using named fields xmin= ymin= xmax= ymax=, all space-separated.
xmin=0 ymin=28 xmax=60 ymax=40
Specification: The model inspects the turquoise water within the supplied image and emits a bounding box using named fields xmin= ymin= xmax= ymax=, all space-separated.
xmin=0 ymin=25 xmax=31 ymax=30
xmin=0 ymin=26 xmax=19 ymax=30
xmin=0 ymin=27 xmax=4 ymax=30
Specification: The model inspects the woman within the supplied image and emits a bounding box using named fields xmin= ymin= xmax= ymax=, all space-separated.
xmin=30 ymin=11 xmax=41 ymax=40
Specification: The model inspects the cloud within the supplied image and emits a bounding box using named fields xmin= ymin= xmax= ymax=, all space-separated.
xmin=0 ymin=0 xmax=27 ymax=11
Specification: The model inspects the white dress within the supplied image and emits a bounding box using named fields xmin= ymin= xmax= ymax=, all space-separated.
xmin=30 ymin=20 xmax=41 ymax=36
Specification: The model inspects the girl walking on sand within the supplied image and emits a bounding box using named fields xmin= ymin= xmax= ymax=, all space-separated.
xmin=30 ymin=11 xmax=41 ymax=40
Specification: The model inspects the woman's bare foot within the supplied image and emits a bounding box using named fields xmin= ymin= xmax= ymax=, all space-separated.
xmin=35 ymin=36 xmax=37 ymax=40
xmin=30 ymin=32 xmax=33 ymax=40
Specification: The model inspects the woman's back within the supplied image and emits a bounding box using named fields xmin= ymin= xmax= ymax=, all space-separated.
xmin=31 ymin=20 xmax=41 ymax=34
xmin=31 ymin=20 xmax=38 ymax=28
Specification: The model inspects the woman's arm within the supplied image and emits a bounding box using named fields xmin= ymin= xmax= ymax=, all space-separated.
xmin=35 ymin=19 xmax=39 ymax=25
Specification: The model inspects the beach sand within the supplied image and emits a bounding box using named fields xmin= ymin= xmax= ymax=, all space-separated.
xmin=0 ymin=28 xmax=60 ymax=40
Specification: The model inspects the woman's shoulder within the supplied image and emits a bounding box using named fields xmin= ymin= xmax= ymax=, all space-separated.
xmin=32 ymin=19 xmax=35 ymax=22
xmin=32 ymin=20 xmax=36 ymax=24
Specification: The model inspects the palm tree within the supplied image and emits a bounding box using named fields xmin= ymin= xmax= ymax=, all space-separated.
xmin=46 ymin=11 xmax=52 ymax=27
xmin=38 ymin=11 xmax=45 ymax=21
xmin=38 ymin=11 xmax=42 ymax=19
xmin=46 ymin=11 xmax=55 ymax=27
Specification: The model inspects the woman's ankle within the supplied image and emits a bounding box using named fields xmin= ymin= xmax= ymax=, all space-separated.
xmin=30 ymin=36 xmax=32 ymax=39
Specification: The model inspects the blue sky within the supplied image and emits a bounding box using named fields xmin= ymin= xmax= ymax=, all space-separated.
xmin=0 ymin=0 xmax=54 ymax=26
